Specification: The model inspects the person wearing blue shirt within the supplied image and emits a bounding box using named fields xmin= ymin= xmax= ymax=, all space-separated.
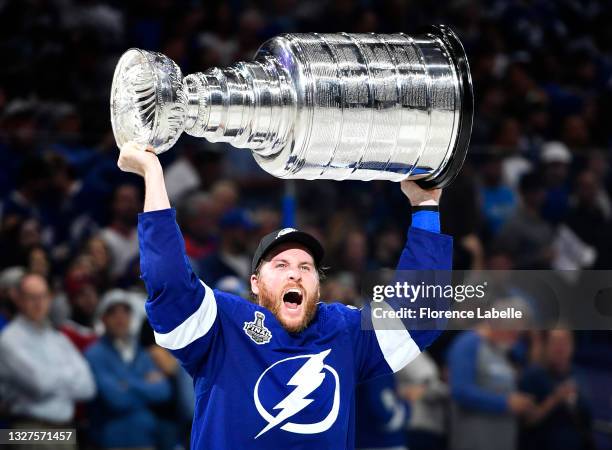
xmin=85 ymin=290 xmax=172 ymax=449
xmin=479 ymin=154 xmax=517 ymax=236
xmin=519 ymin=330 xmax=595 ymax=450
xmin=447 ymin=327 xmax=536 ymax=450
xmin=117 ymin=141 xmax=453 ymax=450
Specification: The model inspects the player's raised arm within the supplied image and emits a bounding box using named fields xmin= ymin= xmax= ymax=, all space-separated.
xmin=117 ymin=142 xmax=170 ymax=212
xmin=394 ymin=181 xmax=452 ymax=348
xmin=357 ymin=181 xmax=453 ymax=382
xmin=117 ymin=142 xmax=218 ymax=375
xmin=396 ymin=180 xmax=449 ymax=269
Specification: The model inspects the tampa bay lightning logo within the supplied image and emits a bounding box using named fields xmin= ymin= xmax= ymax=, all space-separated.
xmin=253 ymin=349 xmax=340 ymax=438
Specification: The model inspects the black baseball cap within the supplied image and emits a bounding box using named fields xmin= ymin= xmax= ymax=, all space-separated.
xmin=251 ymin=228 xmax=324 ymax=274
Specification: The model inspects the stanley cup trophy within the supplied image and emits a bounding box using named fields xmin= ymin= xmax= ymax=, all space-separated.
xmin=111 ymin=26 xmax=473 ymax=188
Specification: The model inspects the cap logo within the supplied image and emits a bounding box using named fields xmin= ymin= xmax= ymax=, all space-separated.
xmin=276 ymin=228 xmax=297 ymax=239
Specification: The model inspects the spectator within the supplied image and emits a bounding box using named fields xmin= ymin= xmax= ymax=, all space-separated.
xmin=0 ymin=266 xmax=25 ymax=324
xmin=196 ymin=3 xmax=239 ymax=67
xmin=99 ymin=184 xmax=142 ymax=279
xmin=566 ymin=170 xmax=612 ymax=268
xmin=496 ymin=171 xmax=555 ymax=268
xmin=0 ymin=273 xmax=95 ymax=431
xmin=440 ymin=170 xmax=484 ymax=270
xmin=584 ymin=150 xmax=612 ymax=219
xmin=83 ymin=236 xmax=113 ymax=292
xmin=495 ymin=117 xmax=532 ymax=189
xmin=0 ymin=101 xmax=41 ymax=197
xmin=26 ymin=246 xmax=50 ymax=279
xmin=163 ymin=150 xmax=202 ymax=204
xmin=48 ymin=105 xmax=96 ymax=173
xmin=479 ymin=153 xmax=517 ymax=236
xmin=333 ymin=229 xmax=369 ymax=274
xmin=371 ymin=224 xmax=403 ymax=269
xmin=196 ymin=208 xmax=256 ymax=286
xmin=519 ymin=330 xmax=595 ymax=450
xmin=472 ymin=85 xmax=506 ymax=145
xmin=60 ymin=271 xmax=99 ymax=352
xmin=1 ymin=156 xmax=52 ymax=233
xmin=397 ymin=352 xmax=449 ymax=450
xmin=85 ymin=291 xmax=171 ymax=449
xmin=447 ymin=324 xmax=535 ymax=450
xmin=210 ymin=179 xmax=239 ymax=215
xmin=1 ymin=218 xmax=48 ymax=273
xmin=561 ymin=115 xmax=591 ymax=149
xmin=236 ymin=7 xmax=268 ymax=60
xmin=321 ymin=272 xmax=360 ymax=308
xmin=95 ymin=288 xmax=147 ymax=341
xmin=540 ymin=141 xmax=572 ymax=224
xmin=177 ymin=191 xmax=218 ymax=261
xmin=46 ymin=153 xmax=99 ymax=259
xmin=140 ymin=320 xmax=194 ymax=450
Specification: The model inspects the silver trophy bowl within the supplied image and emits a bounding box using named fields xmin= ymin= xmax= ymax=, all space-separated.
xmin=111 ymin=26 xmax=473 ymax=187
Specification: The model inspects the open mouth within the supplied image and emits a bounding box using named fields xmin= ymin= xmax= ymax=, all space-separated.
xmin=282 ymin=288 xmax=303 ymax=311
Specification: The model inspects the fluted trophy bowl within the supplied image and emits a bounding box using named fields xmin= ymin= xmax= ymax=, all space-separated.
xmin=111 ymin=49 xmax=187 ymax=153
xmin=111 ymin=26 xmax=473 ymax=187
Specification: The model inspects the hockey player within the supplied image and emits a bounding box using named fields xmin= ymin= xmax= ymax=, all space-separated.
xmin=118 ymin=141 xmax=453 ymax=450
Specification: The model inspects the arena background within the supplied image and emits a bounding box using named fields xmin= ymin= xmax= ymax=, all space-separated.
xmin=0 ymin=0 xmax=611 ymax=449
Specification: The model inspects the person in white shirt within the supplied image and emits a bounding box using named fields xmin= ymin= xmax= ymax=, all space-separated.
xmin=0 ymin=273 xmax=96 ymax=431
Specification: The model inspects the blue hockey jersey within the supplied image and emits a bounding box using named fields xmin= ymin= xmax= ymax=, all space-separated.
xmin=138 ymin=208 xmax=452 ymax=450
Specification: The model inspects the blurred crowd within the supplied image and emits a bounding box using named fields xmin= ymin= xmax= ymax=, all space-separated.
xmin=1 ymin=0 xmax=612 ymax=449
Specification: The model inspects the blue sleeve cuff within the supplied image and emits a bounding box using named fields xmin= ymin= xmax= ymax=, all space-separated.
xmin=138 ymin=207 xmax=175 ymax=220
xmin=411 ymin=210 xmax=440 ymax=233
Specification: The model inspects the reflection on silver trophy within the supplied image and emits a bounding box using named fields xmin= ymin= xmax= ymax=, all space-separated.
xmin=111 ymin=26 xmax=473 ymax=187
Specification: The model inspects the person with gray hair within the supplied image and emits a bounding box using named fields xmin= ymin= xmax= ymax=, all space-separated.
xmin=0 ymin=273 xmax=95 ymax=448
xmin=0 ymin=266 xmax=25 ymax=329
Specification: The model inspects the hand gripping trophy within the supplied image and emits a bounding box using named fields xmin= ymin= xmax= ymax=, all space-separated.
xmin=111 ymin=26 xmax=473 ymax=188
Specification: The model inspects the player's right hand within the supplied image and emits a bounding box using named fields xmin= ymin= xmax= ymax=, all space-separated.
xmin=117 ymin=141 xmax=161 ymax=178
xmin=400 ymin=180 xmax=442 ymax=206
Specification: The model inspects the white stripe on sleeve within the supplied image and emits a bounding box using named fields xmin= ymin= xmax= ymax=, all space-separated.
xmin=372 ymin=301 xmax=421 ymax=372
xmin=153 ymin=280 xmax=218 ymax=350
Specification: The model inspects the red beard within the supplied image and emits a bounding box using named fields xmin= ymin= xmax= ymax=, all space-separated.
xmin=257 ymin=281 xmax=318 ymax=333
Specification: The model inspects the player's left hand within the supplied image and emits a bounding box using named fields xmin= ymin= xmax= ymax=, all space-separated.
xmin=400 ymin=180 xmax=442 ymax=206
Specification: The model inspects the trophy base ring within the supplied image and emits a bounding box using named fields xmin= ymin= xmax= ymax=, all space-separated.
xmin=416 ymin=25 xmax=474 ymax=190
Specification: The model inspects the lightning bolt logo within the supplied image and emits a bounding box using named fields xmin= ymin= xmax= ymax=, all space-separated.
xmin=253 ymin=349 xmax=340 ymax=438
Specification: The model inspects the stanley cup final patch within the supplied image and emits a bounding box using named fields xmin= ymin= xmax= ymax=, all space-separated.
xmin=244 ymin=311 xmax=273 ymax=345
